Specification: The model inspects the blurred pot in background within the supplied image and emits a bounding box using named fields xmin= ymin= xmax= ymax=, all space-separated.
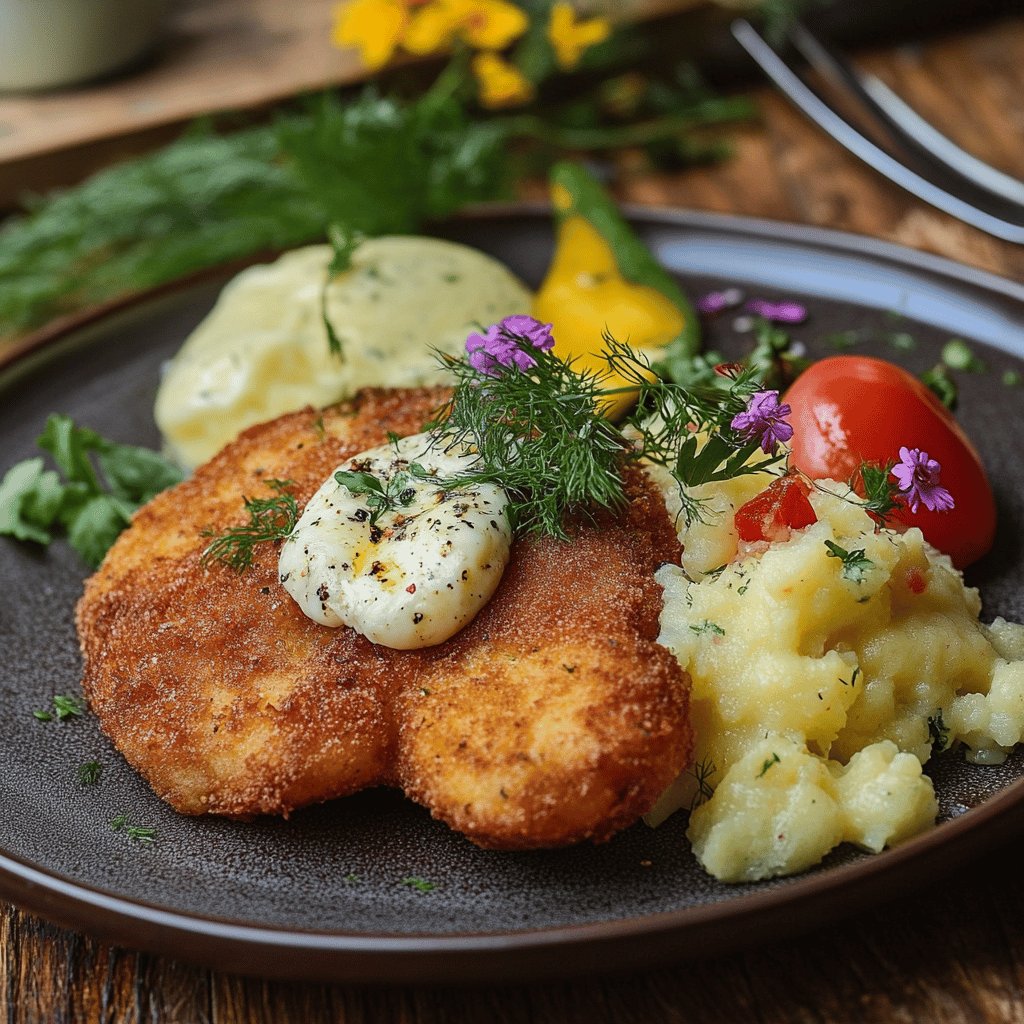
xmin=0 ymin=0 xmax=168 ymax=91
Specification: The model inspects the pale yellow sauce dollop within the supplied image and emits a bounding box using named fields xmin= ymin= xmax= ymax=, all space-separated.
xmin=155 ymin=238 xmax=532 ymax=468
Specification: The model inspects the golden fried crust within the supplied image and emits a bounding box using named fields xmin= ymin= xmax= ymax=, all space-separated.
xmin=77 ymin=388 xmax=691 ymax=846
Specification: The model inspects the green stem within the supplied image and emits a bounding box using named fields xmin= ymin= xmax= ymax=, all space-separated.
xmin=498 ymin=97 xmax=755 ymax=150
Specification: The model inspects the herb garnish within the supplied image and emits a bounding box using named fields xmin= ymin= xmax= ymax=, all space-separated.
xmin=78 ymin=761 xmax=103 ymax=786
xmin=928 ymin=710 xmax=950 ymax=752
xmin=201 ymin=479 xmax=299 ymax=572
xmin=334 ymin=464 xmax=425 ymax=528
xmin=400 ymin=876 xmax=436 ymax=893
xmin=854 ymin=461 xmax=904 ymax=523
xmin=429 ymin=326 xmax=784 ymax=539
xmin=942 ymin=338 xmax=986 ymax=374
xmin=757 ymin=752 xmax=781 ymax=778
xmin=0 ymin=415 xmax=183 ymax=567
xmin=689 ymin=757 xmax=718 ymax=809
xmin=689 ymin=620 xmax=726 ymax=637
xmin=110 ymin=814 xmax=156 ymax=844
xmin=824 ymin=540 xmax=875 ymax=583
xmin=33 ymin=694 xmax=85 ymax=722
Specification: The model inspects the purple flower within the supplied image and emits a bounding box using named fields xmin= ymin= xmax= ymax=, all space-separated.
xmin=697 ymin=288 xmax=744 ymax=315
xmin=731 ymin=390 xmax=794 ymax=454
xmin=745 ymin=298 xmax=808 ymax=324
xmin=466 ymin=315 xmax=555 ymax=375
xmin=891 ymin=447 xmax=955 ymax=514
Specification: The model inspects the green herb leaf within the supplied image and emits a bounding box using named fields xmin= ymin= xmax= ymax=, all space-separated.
xmin=34 ymin=693 xmax=85 ymax=722
xmin=400 ymin=876 xmax=436 ymax=893
xmin=1 ymin=416 xmax=183 ymax=567
xmin=857 ymin=461 xmax=903 ymax=523
xmin=824 ymin=540 xmax=875 ymax=583
xmin=757 ymin=752 xmax=781 ymax=777
xmin=0 ymin=458 xmax=62 ymax=544
xmin=689 ymin=756 xmax=718 ymax=808
xmin=942 ymin=338 xmax=986 ymax=373
xmin=78 ymin=761 xmax=102 ymax=786
xmin=0 ymin=88 xmax=511 ymax=339
xmin=928 ymin=710 xmax=950 ymax=752
xmin=920 ymin=364 xmax=958 ymax=411
xmin=689 ymin=620 xmax=726 ymax=637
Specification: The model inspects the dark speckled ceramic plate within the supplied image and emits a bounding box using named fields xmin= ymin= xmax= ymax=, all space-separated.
xmin=2 ymin=208 xmax=1023 ymax=984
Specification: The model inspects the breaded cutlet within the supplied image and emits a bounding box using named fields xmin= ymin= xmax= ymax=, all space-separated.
xmin=76 ymin=387 xmax=691 ymax=849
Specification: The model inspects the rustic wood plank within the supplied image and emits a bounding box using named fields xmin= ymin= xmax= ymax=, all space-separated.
xmin=622 ymin=16 xmax=1024 ymax=283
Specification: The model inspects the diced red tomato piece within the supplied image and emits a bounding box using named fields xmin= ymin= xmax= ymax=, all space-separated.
xmin=735 ymin=476 xmax=818 ymax=544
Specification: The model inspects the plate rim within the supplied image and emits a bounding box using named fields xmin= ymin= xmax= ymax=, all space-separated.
xmin=3 ymin=203 xmax=1023 ymax=984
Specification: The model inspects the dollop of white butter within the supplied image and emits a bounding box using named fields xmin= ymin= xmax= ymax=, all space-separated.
xmin=279 ymin=433 xmax=512 ymax=649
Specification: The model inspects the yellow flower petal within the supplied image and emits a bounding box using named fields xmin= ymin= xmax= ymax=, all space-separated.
xmin=547 ymin=1 xmax=611 ymax=70
xmin=404 ymin=1 xmax=463 ymax=55
xmin=472 ymin=52 xmax=536 ymax=109
xmin=458 ymin=0 xmax=529 ymax=51
xmin=332 ymin=0 xmax=409 ymax=70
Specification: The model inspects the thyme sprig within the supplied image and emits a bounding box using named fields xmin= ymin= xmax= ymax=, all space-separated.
xmin=334 ymin=463 xmax=424 ymax=528
xmin=201 ymin=479 xmax=299 ymax=572
xmin=427 ymin=332 xmax=784 ymax=538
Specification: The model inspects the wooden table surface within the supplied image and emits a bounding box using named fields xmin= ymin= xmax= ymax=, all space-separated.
xmin=3 ymin=11 xmax=1024 ymax=1024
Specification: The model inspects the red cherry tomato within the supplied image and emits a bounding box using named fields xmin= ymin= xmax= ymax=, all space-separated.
xmin=783 ymin=355 xmax=996 ymax=568
xmin=735 ymin=475 xmax=817 ymax=543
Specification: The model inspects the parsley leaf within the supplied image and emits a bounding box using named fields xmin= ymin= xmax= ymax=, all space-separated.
xmin=857 ymin=461 xmax=903 ymax=523
xmin=824 ymin=540 xmax=875 ymax=584
xmin=0 ymin=415 xmax=183 ymax=568
xmin=34 ymin=693 xmax=85 ymax=722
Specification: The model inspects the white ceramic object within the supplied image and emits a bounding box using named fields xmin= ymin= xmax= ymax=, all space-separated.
xmin=0 ymin=0 xmax=168 ymax=91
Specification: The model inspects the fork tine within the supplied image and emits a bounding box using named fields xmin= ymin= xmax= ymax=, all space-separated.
xmin=787 ymin=22 xmax=1024 ymax=209
xmin=731 ymin=19 xmax=1024 ymax=244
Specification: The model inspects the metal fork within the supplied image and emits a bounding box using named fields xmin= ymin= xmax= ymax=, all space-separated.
xmin=732 ymin=18 xmax=1024 ymax=244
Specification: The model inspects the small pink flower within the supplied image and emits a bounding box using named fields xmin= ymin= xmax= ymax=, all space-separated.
xmin=745 ymin=298 xmax=808 ymax=324
xmin=730 ymin=390 xmax=794 ymax=455
xmin=891 ymin=447 xmax=955 ymax=513
xmin=466 ymin=315 xmax=554 ymax=375
xmin=697 ymin=288 xmax=744 ymax=315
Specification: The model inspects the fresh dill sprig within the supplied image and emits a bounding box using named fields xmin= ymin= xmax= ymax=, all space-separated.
xmin=689 ymin=757 xmax=718 ymax=810
xmin=78 ymin=761 xmax=102 ymax=786
xmin=429 ymin=345 xmax=630 ymax=540
xmin=428 ymin=331 xmax=783 ymax=539
xmin=856 ymin=462 xmax=903 ymax=523
xmin=110 ymin=813 xmax=156 ymax=844
xmin=321 ymin=224 xmax=363 ymax=359
xmin=201 ymin=479 xmax=299 ymax=572
xmin=609 ymin=337 xmax=787 ymax=525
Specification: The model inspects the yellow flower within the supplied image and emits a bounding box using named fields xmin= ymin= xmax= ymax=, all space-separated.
xmin=547 ymin=1 xmax=611 ymax=70
xmin=472 ymin=52 xmax=536 ymax=108
xmin=406 ymin=0 xmax=528 ymax=55
xmin=331 ymin=0 xmax=411 ymax=70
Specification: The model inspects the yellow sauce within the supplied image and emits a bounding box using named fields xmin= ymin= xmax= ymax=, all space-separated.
xmin=155 ymin=238 xmax=532 ymax=468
